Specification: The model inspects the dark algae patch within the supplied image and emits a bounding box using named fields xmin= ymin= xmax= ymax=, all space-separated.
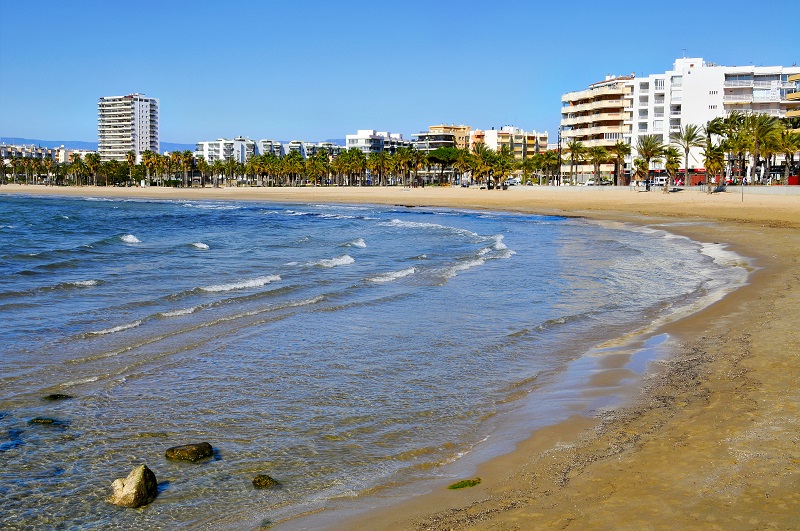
xmin=448 ymin=477 xmax=481 ymax=489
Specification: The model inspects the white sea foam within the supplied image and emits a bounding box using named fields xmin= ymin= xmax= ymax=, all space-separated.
xmin=700 ymin=242 xmax=750 ymax=268
xmin=160 ymin=307 xmax=197 ymax=317
xmin=380 ymin=219 xmax=478 ymax=238
xmin=69 ymin=280 xmax=98 ymax=287
xmin=367 ymin=267 xmax=416 ymax=283
xmin=120 ymin=234 xmax=141 ymax=244
xmin=90 ymin=320 xmax=142 ymax=336
xmin=344 ymin=238 xmax=367 ymax=248
xmin=440 ymin=258 xmax=486 ymax=278
xmin=61 ymin=376 xmax=99 ymax=387
xmin=201 ymin=274 xmax=281 ymax=293
xmin=183 ymin=202 xmax=240 ymax=210
xmin=313 ymin=255 xmax=355 ymax=268
xmin=191 ymin=242 xmax=210 ymax=250
xmin=492 ymin=235 xmax=507 ymax=250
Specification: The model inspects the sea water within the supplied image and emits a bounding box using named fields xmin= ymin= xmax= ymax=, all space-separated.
xmin=0 ymin=194 xmax=746 ymax=528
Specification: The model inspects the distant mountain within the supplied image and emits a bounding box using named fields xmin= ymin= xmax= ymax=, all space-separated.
xmin=1 ymin=137 xmax=97 ymax=150
xmin=1 ymin=137 xmax=196 ymax=153
xmin=324 ymin=139 xmax=346 ymax=146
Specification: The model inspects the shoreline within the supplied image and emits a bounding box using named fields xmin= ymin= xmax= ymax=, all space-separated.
xmin=3 ymin=184 xmax=799 ymax=529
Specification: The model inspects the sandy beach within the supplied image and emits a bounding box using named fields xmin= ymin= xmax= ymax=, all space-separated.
xmin=3 ymin=183 xmax=799 ymax=529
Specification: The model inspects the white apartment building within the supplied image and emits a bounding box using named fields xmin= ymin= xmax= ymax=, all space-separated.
xmin=345 ymin=130 xmax=410 ymax=155
xmin=258 ymin=139 xmax=284 ymax=157
xmin=98 ymin=93 xmax=159 ymax=163
xmin=194 ymin=137 xmax=256 ymax=163
xmin=562 ymin=58 xmax=800 ymax=182
xmin=626 ymin=58 xmax=800 ymax=178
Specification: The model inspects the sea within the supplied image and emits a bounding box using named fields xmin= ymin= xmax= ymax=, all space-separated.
xmin=0 ymin=194 xmax=748 ymax=529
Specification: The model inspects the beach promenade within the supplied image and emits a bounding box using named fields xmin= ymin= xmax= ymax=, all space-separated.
xmin=3 ymin=183 xmax=799 ymax=529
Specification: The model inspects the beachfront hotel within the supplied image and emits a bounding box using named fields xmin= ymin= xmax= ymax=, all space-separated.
xmin=561 ymin=58 xmax=800 ymax=181
xmin=97 ymin=93 xmax=159 ymax=163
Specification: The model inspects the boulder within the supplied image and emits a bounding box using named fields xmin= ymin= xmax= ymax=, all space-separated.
xmin=252 ymin=474 xmax=281 ymax=489
xmin=42 ymin=394 xmax=73 ymax=401
xmin=108 ymin=465 xmax=158 ymax=508
xmin=165 ymin=442 xmax=213 ymax=462
xmin=28 ymin=417 xmax=63 ymax=426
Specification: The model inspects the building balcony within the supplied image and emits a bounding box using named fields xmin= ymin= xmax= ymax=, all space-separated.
xmin=723 ymin=94 xmax=753 ymax=103
xmin=786 ymin=91 xmax=800 ymax=101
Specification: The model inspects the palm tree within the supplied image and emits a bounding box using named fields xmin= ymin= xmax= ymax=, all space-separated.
xmin=195 ymin=155 xmax=209 ymax=187
xmin=43 ymin=157 xmax=54 ymax=186
xmin=181 ymin=150 xmax=194 ymax=187
xmin=609 ymin=140 xmax=631 ymax=186
xmin=125 ymin=151 xmax=136 ymax=186
xmin=141 ymin=150 xmax=157 ymax=186
xmin=633 ymin=157 xmax=649 ymax=187
xmin=635 ymin=135 xmax=665 ymax=188
xmin=211 ymin=159 xmax=224 ymax=187
xmin=776 ymin=129 xmax=800 ymax=184
xmin=663 ymin=146 xmax=681 ymax=189
xmin=519 ymin=155 xmax=537 ymax=186
xmin=746 ymin=113 xmax=781 ymax=183
xmin=493 ymin=145 xmax=515 ymax=186
xmin=85 ymin=152 xmax=100 ymax=186
xmin=471 ymin=143 xmax=496 ymax=186
xmin=0 ymin=157 xmax=8 ymax=184
xmin=453 ymin=148 xmax=472 ymax=186
xmin=393 ymin=147 xmax=412 ymax=187
xmin=702 ymin=142 xmax=725 ymax=193
xmin=70 ymin=153 xmax=85 ymax=186
xmin=565 ymin=139 xmax=585 ymax=185
xmin=409 ymin=148 xmax=426 ymax=187
xmin=367 ymin=151 xmax=389 ymax=186
xmin=670 ymin=124 xmax=704 ymax=187
xmin=542 ymin=150 xmax=560 ymax=185
xmin=586 ymin=146 xmax=609 ymax=184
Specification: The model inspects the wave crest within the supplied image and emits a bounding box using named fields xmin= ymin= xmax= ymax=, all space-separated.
xmin=367 ymin=267 xmax=416 ymax=283
xmin=201 ymin=274 xmax=281 ymax=293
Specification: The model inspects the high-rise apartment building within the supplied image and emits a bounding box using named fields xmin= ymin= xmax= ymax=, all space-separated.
xmin=97 ymin=93 xmax=159 ymax=163
xmin=561 ymin=58 xmax=800 ymax=182
xmin=561 ymin=75 xmax=633 ymax=177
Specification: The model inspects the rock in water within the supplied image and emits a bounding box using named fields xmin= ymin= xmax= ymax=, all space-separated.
xmin=165 ymin=442 xmax=213 ymax=462
xmin=252 ymin=474 xmax=281 ymax=489
xmin=42 ymin=393 xmax=73 ymax=401
xmin=108 ymin=465 xmax=158 ymax=508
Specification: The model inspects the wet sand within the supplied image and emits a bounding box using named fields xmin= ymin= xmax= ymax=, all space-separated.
xmin=3 ymin=184 xmax=799 ymax=529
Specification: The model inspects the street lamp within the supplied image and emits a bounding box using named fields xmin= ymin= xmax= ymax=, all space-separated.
xmin=557 ymin=125 xmax=563 ymax=186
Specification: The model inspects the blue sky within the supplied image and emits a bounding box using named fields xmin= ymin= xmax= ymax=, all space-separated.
xmin=1 ymin=0 xmax=797 ymax=144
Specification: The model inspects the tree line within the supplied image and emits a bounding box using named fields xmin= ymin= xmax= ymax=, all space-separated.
xmin=3 ymin=115 xmax=797 ymax=189
xmin=0 ymin=144 xmax=567 ymax=188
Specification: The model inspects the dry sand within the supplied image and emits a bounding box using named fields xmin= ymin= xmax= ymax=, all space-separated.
xmin=3 ymin=184 xmax=799 ymax=529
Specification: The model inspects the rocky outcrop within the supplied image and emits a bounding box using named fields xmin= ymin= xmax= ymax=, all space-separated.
xmin=252 ymin=474 xmax=281 ymax=489
xmin=108 ymin=465 xmax=158 ymax=508
xmin=165 ymin=442 xmax=213 ymax=462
